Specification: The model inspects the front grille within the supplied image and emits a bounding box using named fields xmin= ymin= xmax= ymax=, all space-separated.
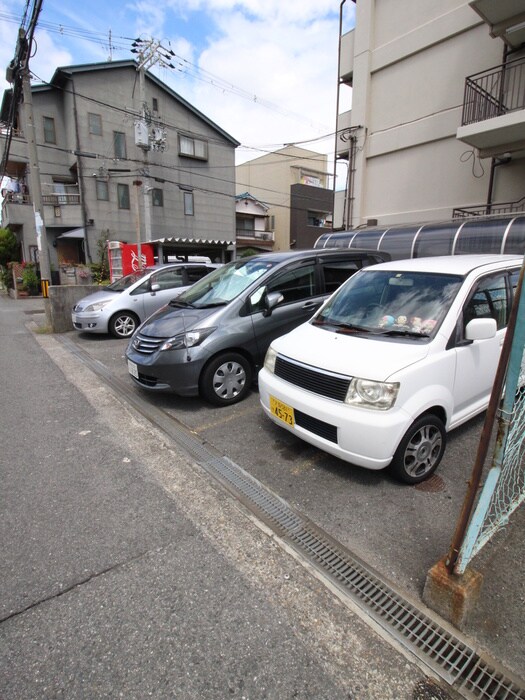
xmin=132 ymin=332 xmax=166 ymax=355
xmin=275 ymin=356 xmax=351 ymax=401
xmin=295 ymin=410 xmax=338 ymax=443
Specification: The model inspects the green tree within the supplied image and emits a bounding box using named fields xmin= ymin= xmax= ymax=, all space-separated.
xmin=0 ymin=228 xmax=18 ymax=267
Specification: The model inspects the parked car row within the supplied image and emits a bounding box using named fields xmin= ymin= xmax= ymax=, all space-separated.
xmin=72 ymin=250 xmax=523 ymax=484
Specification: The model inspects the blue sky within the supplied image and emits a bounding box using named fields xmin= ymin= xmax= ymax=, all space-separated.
xmin=0 ymin=1 xmax=355 ymax=166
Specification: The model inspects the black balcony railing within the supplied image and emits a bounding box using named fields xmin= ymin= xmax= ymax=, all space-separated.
xmin=462 ymin=57 xmax=525 ymax=126
xmin=453 ymin=196 xmax=525 ymax=218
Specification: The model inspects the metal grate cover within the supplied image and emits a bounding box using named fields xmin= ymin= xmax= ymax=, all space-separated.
xmin=59 ymin=335 xmax=525 ymax=700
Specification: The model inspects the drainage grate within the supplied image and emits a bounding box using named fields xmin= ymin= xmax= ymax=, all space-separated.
xmin=57 ymin=335 xmax=525 ymax=700
xmin=195 ymin=456 xmax=525 ymax=700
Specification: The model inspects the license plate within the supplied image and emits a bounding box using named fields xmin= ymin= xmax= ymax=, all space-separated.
xmin=270 ymin=396 xmax=295 ymax=427
xmin=128 ymin=360 xmax=139 ymax=379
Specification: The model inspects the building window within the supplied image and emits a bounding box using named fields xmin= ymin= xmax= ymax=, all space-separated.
xmin=152 ymin=97 xmax=159 ymax=112
xmin=96 ymin=179 xmax=109 ymax=201
xmin=184 ymin=191 xmax=194 ymax=216
xmin=152 ymin=188 xmax=163 ymax=207
xmin=88 ymin=113 xmax=102 ymax=135
xmin=43 ymin=116 xmax=56 ymax=144
xmin=117 ymin=183 xmax=130 ymax=209
xmin=307 ymin=211 xmax=328 ymax=227
xmin=114 ymin=131 xmax=127 ymax=159
xmin=179 ymin=134 xmax=208 ymax=160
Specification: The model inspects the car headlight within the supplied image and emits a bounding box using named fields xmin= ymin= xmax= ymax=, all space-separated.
xmin=264 ymin=346 xmax=277 ymax=373
xmin=345 ymin=378 xmax=399 ymax=410
xmin=160 ymin=327 xmax=215 ymax=352
xmin=84 ymin=299 xmax=113 ymax=312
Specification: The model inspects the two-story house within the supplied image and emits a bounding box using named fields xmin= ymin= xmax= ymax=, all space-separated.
xmin=0 ymin=60 xmax=239 ymax=272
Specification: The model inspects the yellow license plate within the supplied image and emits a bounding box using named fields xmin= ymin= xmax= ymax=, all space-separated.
xmin=270 ymin=396 xmax=295 ymax=427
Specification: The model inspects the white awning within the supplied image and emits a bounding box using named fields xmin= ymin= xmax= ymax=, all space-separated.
xmin=57 ymin=228 xmax=86 ymax=239
xmin=150 ymin=236 xmax=235 ymax=245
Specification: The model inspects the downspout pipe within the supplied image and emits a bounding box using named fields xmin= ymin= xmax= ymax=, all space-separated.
xmin=332 ymin=0 xmax=346 ymax=231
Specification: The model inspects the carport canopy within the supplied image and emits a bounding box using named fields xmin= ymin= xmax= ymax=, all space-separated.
xmin=150 ymin=236 xmax=235 ymax=264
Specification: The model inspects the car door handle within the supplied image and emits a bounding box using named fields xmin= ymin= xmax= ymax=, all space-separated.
xmin=302 ymin=301 xmax=321 ymax=310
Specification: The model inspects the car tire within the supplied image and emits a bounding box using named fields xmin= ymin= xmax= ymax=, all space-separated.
xmin=200 ymin=353 xmax=253 ymax=406
xmin=109 ymin=311 xmax=140 ymax=339
xmin=389 ymin=414 xmax=446 ymax=484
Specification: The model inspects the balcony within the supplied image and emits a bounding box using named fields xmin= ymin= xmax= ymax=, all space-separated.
xmin=1 ymin=192 xmax=34 ymax=229
xmin=339 ymin=29 xmax=355 ymax=84
xmin=456 ymin=57 xmax=525 ymax=158
xmin=236 ymin=229 xmax=274 ymax=248
xmin=469 ymin=0 xmax=525 ymax=50
xmin=453 ymin=196 xmax=525 ymax=218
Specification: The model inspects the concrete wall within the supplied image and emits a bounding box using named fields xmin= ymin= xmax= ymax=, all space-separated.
xmin=48 ymin=284 xmax=100 ymax=333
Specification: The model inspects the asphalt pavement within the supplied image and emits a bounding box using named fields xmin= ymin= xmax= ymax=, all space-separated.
xmin=1 ymin=292 xmax=523 ymax=699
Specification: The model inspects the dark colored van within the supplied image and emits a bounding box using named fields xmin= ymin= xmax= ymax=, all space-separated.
xmin=125 ymin=249 xmax=389 ymax=405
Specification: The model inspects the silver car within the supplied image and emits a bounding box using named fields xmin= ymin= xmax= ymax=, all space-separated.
xmin=72 ymin=263 xmax=220 ymax=338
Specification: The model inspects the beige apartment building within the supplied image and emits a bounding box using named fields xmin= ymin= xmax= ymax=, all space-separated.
xmin=334 ymin=0 xmax=525 ymax=231
xmin=1 ymin=61 xmax=239 ymax=270
xmin=236 ymin=146 xmax=332 ymax=251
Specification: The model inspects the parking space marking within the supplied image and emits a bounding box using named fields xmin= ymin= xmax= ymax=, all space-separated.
xmin=189 ymin=401 xmax=261 ymax=434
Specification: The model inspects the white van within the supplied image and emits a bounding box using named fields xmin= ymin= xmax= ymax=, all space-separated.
xmin=259 ymin=254 xmax=523 ymax=484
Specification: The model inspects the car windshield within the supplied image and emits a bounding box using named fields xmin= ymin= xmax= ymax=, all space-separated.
xmin=313 ymin=269 xmax=463 ymax=337
xmin=176 ymin=258 xmax=275 ymax=308
xmin=107 ymin=269 xmax=150 ymax=291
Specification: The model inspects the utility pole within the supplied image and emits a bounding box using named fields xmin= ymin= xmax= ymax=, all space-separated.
xmin=18 ymin=28 xmax=52 ymax=320
xmin=138 ymin=65 xmax=152 ymax=242
xmin=133 ymin=180 xmax=143 ymax=269
xmin=5 ymin=1 xmax=51 ymax=321
xmin=130 ymin=39 xmax=170 ymax=247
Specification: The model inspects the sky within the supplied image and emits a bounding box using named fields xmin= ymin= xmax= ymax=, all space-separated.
xmin=0 ymin=0 xmax=356 ymax=175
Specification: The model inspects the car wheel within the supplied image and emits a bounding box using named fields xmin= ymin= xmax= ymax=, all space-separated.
xmin=389 ymin=414 xmax=446 ymax=484
xmin=200 ymin=353 xmax=253 ymax=406
xmin=109 ymin=311 xmax=140 ymax=339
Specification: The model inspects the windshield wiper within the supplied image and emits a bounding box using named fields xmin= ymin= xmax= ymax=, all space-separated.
xmin=197 ymin=300 xmax=228 ymax=309
xmin=168 ymin=299 xmax=194 ymax=308
xmin=313 ymin=319 xmax=370 ymax=333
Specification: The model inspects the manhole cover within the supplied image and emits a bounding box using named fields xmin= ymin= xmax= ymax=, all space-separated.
xmin=414 ymin=474 xmax=446 ymax=493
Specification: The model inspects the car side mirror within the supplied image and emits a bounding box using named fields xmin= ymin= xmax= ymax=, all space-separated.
xmin=150 ymin=282 xmax=160 ymax=294
xmin=263 ymin=291 xmax=284 ymax=317
xmin=465 ymin=317 xmax=497 ymax=341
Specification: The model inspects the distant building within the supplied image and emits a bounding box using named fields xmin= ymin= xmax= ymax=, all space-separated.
xmin=236 ymin=146 xmax=332 ymax=251
xmin=335 ymin=1 xmax=525 ymax=230
xmin=235 ymin=192 xmax=274 ymax=255
xmin=0 ymin=60 xmax=239 ymax=269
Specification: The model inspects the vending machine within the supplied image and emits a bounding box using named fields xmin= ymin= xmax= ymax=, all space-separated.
xmin=107 ymin=241 xmax=155 ymax=282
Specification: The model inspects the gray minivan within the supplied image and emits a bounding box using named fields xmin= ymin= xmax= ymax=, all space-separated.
xmin=125 ymin=249 xmax=388 ymax=405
